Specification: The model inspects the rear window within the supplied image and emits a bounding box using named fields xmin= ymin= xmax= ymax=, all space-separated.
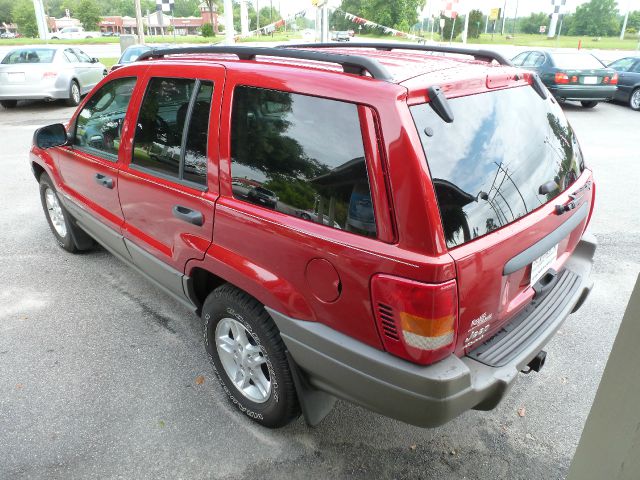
xmin=2 ymin=49 xmax=55 ymax=64
xmin=552 ymin=53 xmax=604 ymax=70
xmin=411 ymin=86 xmax=583 ymax=248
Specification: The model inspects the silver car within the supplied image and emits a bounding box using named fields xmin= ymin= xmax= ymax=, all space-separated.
xmin=0 ymin=46 xmax=106 ymax=108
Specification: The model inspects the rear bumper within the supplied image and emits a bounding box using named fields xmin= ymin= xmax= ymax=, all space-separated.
xmin=268 ymin=233 xmax=597 ymax=428
xmin=548 ymin=85 xmax=617 ymax=101
xmin=0 ymin=84 xmax=69 ymax=101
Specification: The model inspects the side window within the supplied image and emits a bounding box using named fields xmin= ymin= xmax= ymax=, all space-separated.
xmin=63 ymin=49 xmax=79 ymax=63
xmin=512 ymin=52 xmax=529 ymax=66
xmin=610 ymin=58 xmax=634 ymax=72
xmin=132 ymin=77 xmax=212 ymax=186
xmin=74 ymin=77 xmax=136 ymax=159
xmin=73 ymin=48 xmax=91 ymax=63
xmin=632 ymin=62 xmax=640 ymax=73
xmin=523 ymin=52 xmax=543 ymax=67
xmin=230 ymin=86 xmax=377 ymax=238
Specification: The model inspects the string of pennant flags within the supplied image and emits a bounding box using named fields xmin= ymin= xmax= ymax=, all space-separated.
xmin=339 ymin=10 xmax=424 ymax=41
xmin=236 ymin=9 xmax=307 ymax=38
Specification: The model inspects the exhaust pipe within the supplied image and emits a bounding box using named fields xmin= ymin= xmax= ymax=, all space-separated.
xmin=522 ymin=350 xmax=546 ymax=374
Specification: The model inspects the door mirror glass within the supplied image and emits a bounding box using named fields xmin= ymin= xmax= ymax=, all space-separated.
xmin=91 ymin=57 xmax=99 ymax=63
xmin=34 ymin=123 xmax=68 ymax=149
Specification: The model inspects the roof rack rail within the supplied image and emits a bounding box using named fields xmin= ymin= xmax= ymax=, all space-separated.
xmin=136 ymin=45 xmax=394 ymax=81
xmin=282 ymin=42 xmax=513 ymax=66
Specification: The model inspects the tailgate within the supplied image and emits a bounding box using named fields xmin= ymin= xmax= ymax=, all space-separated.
xmin=409 ymin=83 xmax=594 ymax=356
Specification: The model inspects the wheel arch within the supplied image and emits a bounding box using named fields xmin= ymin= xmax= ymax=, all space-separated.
xmin=186 ymin=247 xmax=315 ymax=321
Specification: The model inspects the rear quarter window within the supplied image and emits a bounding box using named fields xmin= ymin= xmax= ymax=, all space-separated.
xmin=230 ymin=86 xmax=377 ymax=238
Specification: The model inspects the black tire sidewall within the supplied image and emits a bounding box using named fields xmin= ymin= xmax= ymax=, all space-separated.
xmin=39 ymin=174 xmax=76 ymax=252
xmin=630 ymin=88 xmax=640 ymax=111
xmin=203 ymin=287 xmax=295 ymax=427
xmin=67 ymin=81 xmax=80 ymax=106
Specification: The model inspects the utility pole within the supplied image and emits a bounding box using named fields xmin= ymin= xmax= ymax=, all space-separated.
xmin=224 ymin=0 xmax=234 ymax=44
xmin=322 ymin=4 xmax=329 ymax=42
xmin=620 ymin=0 xmax=630 ymax=40
xmin=240 ymin=0 xmax=249 ymax=36
xmin=134 ymin=0 xmax=145 ymax=44
xmin=501 ymin=0 xmax=507 ymax=35
xmin=32 ymin=0 xmax=49 ymax=41
xmin=462 ymin=10 xmax=470 ymax=44
xmin=256 ymin=0 xmax=260 ymax=33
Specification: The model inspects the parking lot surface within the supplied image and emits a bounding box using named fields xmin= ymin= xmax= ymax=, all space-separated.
xmin=0 ymin=99 xmax=638 ymax=479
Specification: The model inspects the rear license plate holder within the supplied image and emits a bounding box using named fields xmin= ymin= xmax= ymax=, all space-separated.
xmin=583 ymin=76 xmax=598 ymax=84
xmin=531 ymin=245 xmax=558 ymax=285
xmin=7 ymin=72 xmax=25 ymax=83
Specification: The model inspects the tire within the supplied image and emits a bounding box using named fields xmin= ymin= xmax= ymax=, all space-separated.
xmin=203 ymin=284 xmax=300 ymax=428
xmin=39 ymin=174 xmax=77 ymax=253
xmin=1 ymin=100 xmax=17 ymax=109
xmin=580 ymin=101 xmax=598 ymax=109
xmin=629 ymin=88 xmax=640 ymax=111
xmin=66 ymin=81 xmax=81 ymax=107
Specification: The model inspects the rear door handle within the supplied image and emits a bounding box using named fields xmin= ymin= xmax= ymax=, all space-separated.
xmin=94 ymin=173 xmax=114 ymax=189
xmin=172 ymin=205 xmax=204 ymax=226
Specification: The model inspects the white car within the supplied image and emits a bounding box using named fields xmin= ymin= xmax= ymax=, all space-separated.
xmin=50 ymin=27 xmax=101 ymax=40
xmin=0 ymin=46 xmax=106 ymax=108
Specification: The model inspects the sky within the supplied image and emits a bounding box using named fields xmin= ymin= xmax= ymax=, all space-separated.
xmin=267 ymin=0 xmax=640 ymax=20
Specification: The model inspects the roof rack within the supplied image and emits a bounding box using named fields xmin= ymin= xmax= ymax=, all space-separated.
xmin=136 ymin=45 xmax=394 ymax=81
xmin=282 ymin=42 xmax=513 ymax=66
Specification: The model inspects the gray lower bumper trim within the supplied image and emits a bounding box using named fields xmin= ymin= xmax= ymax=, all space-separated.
xmin=267 ymin=233 xmax=597 ymax=427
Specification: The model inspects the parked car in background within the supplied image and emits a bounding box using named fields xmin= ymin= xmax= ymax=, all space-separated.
xmin=330 ymin=31 xmax=351 ymax=42
xmin=0 ymin=46 xmax=106 ymax=108
xmin=50 ymin=27 xmax=101 ymax=40
xmin=0 ymin=31 xmax=16 ymax=39
xmin=608 ymin=56 xmax=640 ymax=111
xmin=101 ymin=31 xmax=119 ymax=37
xmin=110 ymin=44 xmax=152 ymax=72
xmin=512 ymin=49 xmax=618 ymax=108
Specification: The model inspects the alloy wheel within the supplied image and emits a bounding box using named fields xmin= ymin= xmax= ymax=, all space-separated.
xmin=44 ymin=187 xmax=67 ymax=237
xmin=631 ymin=89 xmax=640 ymax=110
xmin=215 ymin=317 xmax=271 ymax=403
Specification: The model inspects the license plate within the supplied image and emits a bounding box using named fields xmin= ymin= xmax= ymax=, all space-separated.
xmin=7 ymin=72 xmax=25 ymax=83
xmin=531 ymin=245 xmax=558 ymax=285
xmin=583 ymin=76 xmax=598 ymax=84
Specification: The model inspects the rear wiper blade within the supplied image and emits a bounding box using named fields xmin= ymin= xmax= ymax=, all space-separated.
xmin=427 ymin=86 xmax=454 ymax=123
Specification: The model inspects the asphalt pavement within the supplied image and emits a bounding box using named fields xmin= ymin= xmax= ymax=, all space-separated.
xmin=0 ymin=97 xmax=638 ymax=479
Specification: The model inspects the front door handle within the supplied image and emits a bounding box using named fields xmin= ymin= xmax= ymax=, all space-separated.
xmin=172 ymin=205 xmax=204 ymax=226
xmin=94 ymin=173 xmax=114 ymax=189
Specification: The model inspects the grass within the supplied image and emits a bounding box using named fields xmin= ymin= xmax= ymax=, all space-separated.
xmin=99 ymin=58 xmax=118 ymax=69
xmin=466 ymin=33 xmax=640 ymax=50
xmin=0 ymin=32 xmax=303 ymax=46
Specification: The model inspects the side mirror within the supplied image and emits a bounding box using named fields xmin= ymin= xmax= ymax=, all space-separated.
xmin=91 ymin=57 xmax=99 ymax=63
xmin=34 ymin=123 xmax=68 ymax=149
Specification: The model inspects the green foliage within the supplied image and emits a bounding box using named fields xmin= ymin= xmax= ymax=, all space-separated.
xmin=12 ymin=0 xmax=38 ymax=37
xmin=172 ymin=0 xmax=201 ymax=18
xmin=0 ymin=0 xmax=14 ymax=23
xmin=519 ymin=12 xmax=549 ymax=34
xmin=442 ymin=15 xmax=463 ymax=41
xmin=76 ymin=0 xmax=100 ymax=30
xmin=201 ymin=22 xmax=213 ymax=37
xmin=627 ymin=11 xmax=640 ymax=30
xmin=333 ymin=0 xmax=426 ymax=31
xmin=569 ymin=0 xmax=619 ymax=36
xmin=467 ymin=9 xmax=483 ymax=38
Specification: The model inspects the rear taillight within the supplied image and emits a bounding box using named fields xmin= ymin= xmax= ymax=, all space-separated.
xmin=42 ymin=71 xmax=58 ymax=79
xmin=555 ymin=72 xmax=570 ymax=84
xmin=371 ymin=275 xmax=458 ymax=365
xmin=610 ymin=73 xmax=618 ymax=85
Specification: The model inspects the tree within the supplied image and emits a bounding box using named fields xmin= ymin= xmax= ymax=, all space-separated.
xmin=627 ymin=11 xmax=640 ymax=31
xmin=12 ymin=0 xmax=38 ymax=37
xmin=201 ymin=22 xmax=213 ymax=36
xmin=202 ymin=0 xmax=220 ymax=29
xmin=570 ymin=0 xmax=619 ymax=36
xmin=76 ymin=0 xmax=100 ymax=30
xmin=333 ymin=0 xmax=426 ymax=32
xmin=173 ymin=0 xmax=201 ymax=17
xmin=442 ymin=15 xmax=463 ymax=41
xmin=518 ymin=12 xmax=549 ymax=34
xmin=0 ymin=0 xmax=14 ymax=23
xmin=467 ymin=9 xmax=483 ymax=38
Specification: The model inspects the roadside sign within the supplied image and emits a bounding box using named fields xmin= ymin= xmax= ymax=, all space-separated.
xmin=539 ymin=25 xmax=547 ymax=33
xmin=489 ymin=8 xmax=501 ymax=21
xmin=439 ymin=18 xmax=445 ymax=29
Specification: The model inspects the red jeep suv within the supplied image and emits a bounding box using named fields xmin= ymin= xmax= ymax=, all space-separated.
xmin=30 ymin=44 xmax=596 ymax=428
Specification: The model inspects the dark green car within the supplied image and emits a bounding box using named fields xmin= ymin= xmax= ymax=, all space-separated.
xmin=608 ymin=56 xmax=640 ymax=111
xmin=512 ymin=50 xmax=618 ymax=109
